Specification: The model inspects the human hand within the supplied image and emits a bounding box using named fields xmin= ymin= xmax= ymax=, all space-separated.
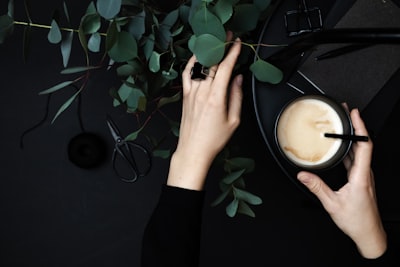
xmin=297 ymin=108 xmax=387 ymax=259
xmin=167 ymin=35 xmax=243 ymax=191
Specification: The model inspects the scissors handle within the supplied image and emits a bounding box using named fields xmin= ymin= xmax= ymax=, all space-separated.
xmin=112 ymin=141 xmax=152 ymax=183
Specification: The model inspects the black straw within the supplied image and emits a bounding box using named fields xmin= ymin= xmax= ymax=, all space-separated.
xmin=324 ymin=133 xmax=369 ymax=142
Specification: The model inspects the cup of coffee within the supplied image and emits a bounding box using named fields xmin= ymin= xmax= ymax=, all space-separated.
xmin=275 ymin=95 xmax=353 ymax=171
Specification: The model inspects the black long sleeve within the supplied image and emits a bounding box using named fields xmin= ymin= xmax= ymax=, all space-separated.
xmin=141 ymin=185 xmax=397 ymax=266
xmin=141 ymin=185 xmax=205 ymax=267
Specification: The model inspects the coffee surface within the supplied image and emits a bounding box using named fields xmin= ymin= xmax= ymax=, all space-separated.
xmin=277 ymin=99 xmax=343 ymax=166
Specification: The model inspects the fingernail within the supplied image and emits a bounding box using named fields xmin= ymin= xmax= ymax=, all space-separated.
xmin=236 ymin=74 xmax=243 ymax=86
xmin=235 ymin=37 xmax=241 ymax=42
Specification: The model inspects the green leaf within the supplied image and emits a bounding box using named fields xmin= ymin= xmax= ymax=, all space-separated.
xmin=60 ymin=31 xmax=73 ymax=67
xmin=192 ymin=34 xmax=225 ymax=67
xmin=157 ymin=91 xmax=181 ymax=108
xmin=153 ymin=149 xmax=171 ymax=159
xmin=224 ymin=157 xmax=255 ymax=173
xmin=250 ymin=59 xmax=283 ymax=84
xmin=127 ymin=88 xmax=146 ymax=112
xmin=8 ymin=0 xmax=14 ymax=18
xmin=88 ymin=32 xmax=101 ymax=52
xmin=226 ymin=198 xmax=239 ymax=217
xmin=233 ymin=187 xmax=262 ymax=205
xmin=228 ymin=4 xmax=260 ymax=32
xmin=39 ymin=80 xmax=75 ymax=95
xmin=149 ymin=51 xmax=161 ymax=73
xmin=97 ymin=0 xmax=122 ymax=20
xmin=80 ymin=13 xmax=101 ymax=34
xmin=127 ymin=10 xmax=145 ymax=40
xmin=222 ymin=169 xmax=246 ymax=184
xmin=60 ymin=66 xmax=98 ymax=74
xmin=85 ymin=1 xmax=97 ymax=15
xmin=237 ymin=201 xmax=255 ymax=217
xmin=108 ymin=31 xmax=138 ymax=62
xmin=47 ymin=19 xmax=62 ymax=44
xmin=105 ymin=20 xmax=118 ymax=52
xmin=211 ymin=187 xmax=231 ymax=207
xmin=78 ymin=23 xmax=88 ymax=54
xmin=162 ymin=9 xmax=179 ymax=29
xmin=254 ymin=0 xmax=272 ymax=11
xmin=213 ymin=0 xmax=233 ymax=24
xmin=143 ymin=33 xmax=155 ymax=60
xmin=125 ymin=126 xmax=143 ymax=141
xmin=51 ymin=87 xmax=83 ymax=123
xmin=168 ymin=120 xmax=180 ymax=137
xmin=0 ymin=14 xmax=15 ymax=44
xmin=190 ymin=5 xmax=226 ymax=41
xmin=118 ymin=76 xmax=135 ymax=101
xmin=162 ymin=69 xmax=178 ymax=80
xmin=63 ymin=1 xmax=70 ymax=23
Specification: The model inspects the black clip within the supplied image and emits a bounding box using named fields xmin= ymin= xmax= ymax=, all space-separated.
xmin=284 ymin=0 xmax=323 ymax=37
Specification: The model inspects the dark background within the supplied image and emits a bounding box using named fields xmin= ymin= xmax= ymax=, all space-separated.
xmin=1 ymin=0 xmax=399 ymax=266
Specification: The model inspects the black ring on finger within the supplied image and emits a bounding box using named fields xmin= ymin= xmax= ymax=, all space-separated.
xmin=190 ymin=62 xmax=214 ymax=80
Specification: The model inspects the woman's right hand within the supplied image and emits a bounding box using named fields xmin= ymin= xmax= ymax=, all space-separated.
xmin=297 ymin=108 xmax=387 ymax=259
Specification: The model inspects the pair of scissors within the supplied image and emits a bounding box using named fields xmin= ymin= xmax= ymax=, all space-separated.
xmin=106 ymin=115 xmax=152 ymax=182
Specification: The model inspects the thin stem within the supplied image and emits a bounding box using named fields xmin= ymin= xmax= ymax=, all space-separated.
xmin=14 ymin=21 xmax=107 ymax=36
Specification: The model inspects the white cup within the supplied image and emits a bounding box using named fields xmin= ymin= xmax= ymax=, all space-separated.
xmin=275 ymin=95 xmax=353 ymax=171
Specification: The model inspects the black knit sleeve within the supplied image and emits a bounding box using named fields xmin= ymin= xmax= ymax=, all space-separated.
xmin=141 ymin=185 xmax=205 ymax=267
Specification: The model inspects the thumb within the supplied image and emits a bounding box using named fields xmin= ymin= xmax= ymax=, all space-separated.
xmin=297 ymin=171 xmax=335 ymax=206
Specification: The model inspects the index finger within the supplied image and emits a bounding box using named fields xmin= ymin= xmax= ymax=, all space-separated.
xmin=350 ymin=108 xmax=373 ymax=170
xmin=212 ymin=38 xmax=242 ymax=93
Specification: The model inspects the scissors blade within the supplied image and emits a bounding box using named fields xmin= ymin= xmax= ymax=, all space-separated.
xmin=106 ymin=115 xmax=123 ymax=142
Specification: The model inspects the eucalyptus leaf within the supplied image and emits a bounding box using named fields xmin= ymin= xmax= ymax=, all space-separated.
xmin=168 ymin=119 xmax=180 ymax=137
xmin=118 ymin=76 xmax=135 ymax=101
xmin=224 ymin=157 xmax=255 ymax=173
xmin=233 ymin=187 xmax=262 ymax=205
xmin=85 ymin=1 xmax=97 ymax=15
xmin=228 ymin=4 xmax=260 ymax=32
xmin=78 ymin=23 xmax=88 ymax=54
xmin=250 ymin=59 xmax=283 ymax=84
xmin=97 ymin=0 xmax=122 ymax=20
xmin=149 ymin=51 xmax=161 ymax=73
xmin=254 ymin=0 xmax=272 ymax=11
xmin=63 ymin=1 xmax=70 ymax=23
xmin=116 ymin=64 xmax=135 ymax=77
xmin=213 ymin=0 xmax=233 ymax=24
xmin=143 ymin=33 xmax=155 ymax=60
xmin=60 ymin=31 xmax=73 ymax=67
xmin=127 ymin=10 xmax=145 ymax=40
xmin=60 ymin=66 xmax=98 ymax=74
xmin=124 ymin=126 xmax=143 ymax=141
xmin=105 ymin=20 xmax=118 ymax=52
xmin=88 ymin=32 xmax=101 ymax=52
xmin=211 ymin=187 xmax=231 ymax=207
xmin=222 ymin=169 xmax=246 ymax=184
xmin=153 ymin=149 xmax=171 ymax=159
xmin=80 ymin=13 xmax=101 ymax=34
xmin=51 ymin=87 xmax=83 ymax=123
xmin=190 ymin=5 xmax=226 ymax=41
xmin=8 ymin=0 xmax=14 ymax=18
xmin=192 ymin=34 xmax=225 ymax=67
xmin=162 ymin=69 xmax=178 ymax=80
xmin=157 ymin=91 xmax=181 ymax=108
xmin=226 ymin=198 xmax=239 ymax=217
xmin=108 ymin=31 xmax=138 ymax=62
xmin=48 ymin=19 xmax=62 ymax=44
xmin=237 ymin=201 xmax=255 ymax=217
xmin=0 ymin=15 xmax=14 ymax=44
xmin=39 ymin=80 xmax=75 ymax=95
xmin=127 ymin=88 xmax=146 ymax=112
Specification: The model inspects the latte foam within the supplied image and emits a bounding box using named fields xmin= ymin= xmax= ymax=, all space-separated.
xmin=277 ymin=98 xmax=343 ymax=166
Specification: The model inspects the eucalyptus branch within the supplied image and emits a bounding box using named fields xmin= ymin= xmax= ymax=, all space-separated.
xmin=13 ymin=20 xmax=107 ymax=36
